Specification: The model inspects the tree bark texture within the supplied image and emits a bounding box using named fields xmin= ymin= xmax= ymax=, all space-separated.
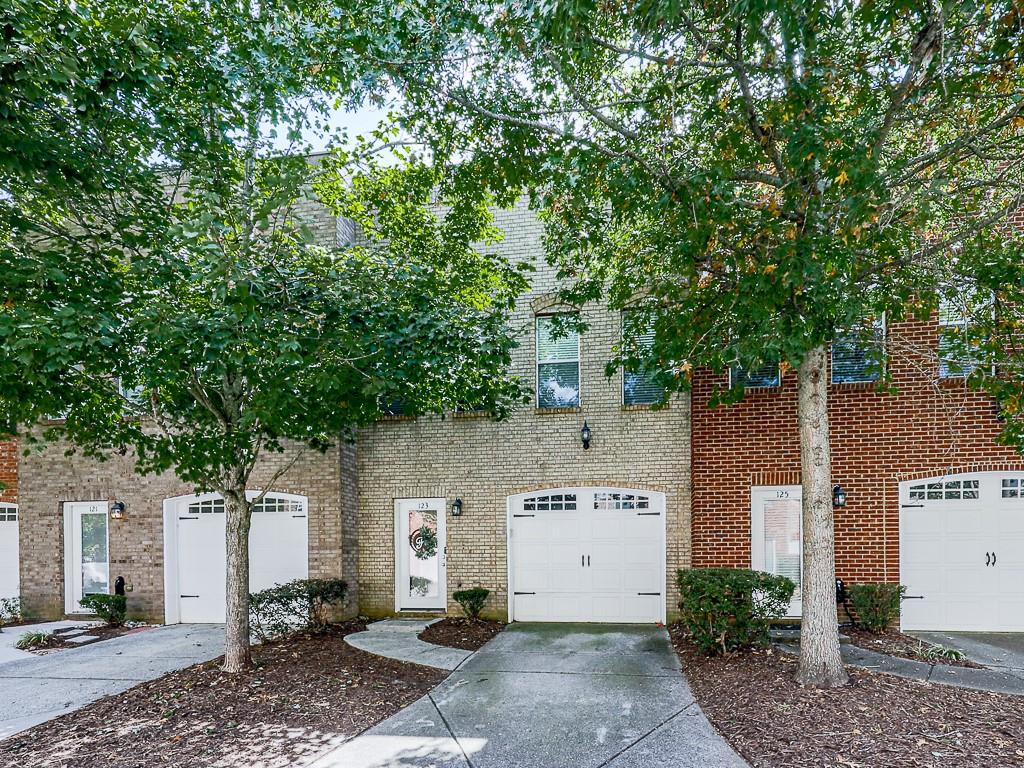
xmin=795 ymin=345 xmax=849 ymax=687
xmin=222 ymin=486 xmax=254 ymax=673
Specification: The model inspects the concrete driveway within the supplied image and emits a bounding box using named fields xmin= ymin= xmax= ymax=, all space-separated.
xmin=913 ymin=631 xmax=1024 ymax=682
xmin=0 ymin=623 xmax=225 ymax=740
xmin=312 ymin=623 xmax=747 ymax=768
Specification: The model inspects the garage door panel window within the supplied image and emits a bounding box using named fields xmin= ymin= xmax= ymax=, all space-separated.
xmin=594 ymin=492 xmax=650 ymax=510
xmin=0 ymin=504 xmax=16 ymax=522
xmin=522 ymin=493 xmax=577 ymax=511
xmin=186 ymin=495 xmax=303 ymax=515
xmin=1002 ymin=479 xmax=1021 ymax=499
xmin=908 ymin=479 xmax=979 ymax=501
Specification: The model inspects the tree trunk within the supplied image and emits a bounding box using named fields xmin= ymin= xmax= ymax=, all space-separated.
xmin=222 ymin=486 xmax=253 ymax=673
xmin=794 ymin=345 xmax=848 ymax=687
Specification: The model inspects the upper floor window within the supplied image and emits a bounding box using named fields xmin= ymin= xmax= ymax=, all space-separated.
xmin=831 ymin=317 xmax=885 ymax=384
xmin=938 ymin=293 xmax=986 ymax=379
xmin=730 ymin=360 xmax=781 ymax=389
xmin=622 ymin=314 xmax=665 ymax=406
xmin=536 ymin=314 xmax=580 ymax=408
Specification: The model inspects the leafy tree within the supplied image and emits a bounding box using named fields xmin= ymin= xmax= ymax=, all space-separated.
xmin=391 ymin=0 xmax=1024 ymax=686
xmin=0 ymin=0 xmax=527 ymax=672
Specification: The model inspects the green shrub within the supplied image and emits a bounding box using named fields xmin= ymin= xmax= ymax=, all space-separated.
xmin=452 ymin=587 xmax=489 ymax=619
xmin=249 ymin=578 xmax=348 ymax=640
xmin=16 ymin=631 xmax=52 ymax=650
xmin=677 ymin=568 xmax=795 ymax=655
xmin=912 ymin=642 xmax=967 ymax=664
xmin=0 ymin=597 xmax=21 ymax=630
xmin=847 ymin=583 xmax=906 ymax=633
xmin=79 ymin=594 xmax=127 ymax=626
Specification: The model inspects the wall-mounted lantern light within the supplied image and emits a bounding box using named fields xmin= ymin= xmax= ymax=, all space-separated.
xmin=451 ymin=498 xmax=463 ymax=517
xmin=110 ymin=501 xmax=127 ymax=520
xmin=580 ymin=421 xmax=592 ymax=450
xmin=832 ymin=485 xmax=847 ymax=508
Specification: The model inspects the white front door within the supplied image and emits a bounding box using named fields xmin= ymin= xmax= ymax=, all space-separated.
xmin=395 ymin=498 xmax=447 ymax=611
xmin=751 ymin=486 xmax=802 ymax=617
xmin=64 ymin=501 xmax=110 ymax=613
xmin=901 ymin=472 xmax=1024 ymax=632
xmin=508 ymin=488 xmax=666 ymax=624
xmin=167 ymin=492 xmax=309 ymax=624
xmin=0 ymin=504 xmax=19 ymax=601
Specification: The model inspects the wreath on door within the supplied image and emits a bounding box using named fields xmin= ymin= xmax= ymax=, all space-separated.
xmin=410 ymin=525 xmax=438 ymax=560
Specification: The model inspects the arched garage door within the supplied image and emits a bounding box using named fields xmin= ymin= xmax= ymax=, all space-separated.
xmin=163 ymin=492 xmax=309 ymax=624
xmin=900 ymin=472 xmax=1024 ymax=632
xmin=507 ymin=487 xmax=666 ymax=624
xmin=0 ymin=504 xmax=18 ymax=601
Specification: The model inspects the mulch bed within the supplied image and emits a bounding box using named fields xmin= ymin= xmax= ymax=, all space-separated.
xmin=26 ymin=624 xmax=149 ymax=654
xmin=418 ymin=617 xmax=504 ymax=651
xmin=845 ymin=627 xmax=983 ymax=669
xmin=669 ymin=624 xmax=1024 ymax=768
xmin=0 ymin=621 xmax=446 ymax=768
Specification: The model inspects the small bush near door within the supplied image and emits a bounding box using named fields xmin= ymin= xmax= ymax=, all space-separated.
xmin=452 ymin=587 xmax=489 ymax=619
xmin=249 ymin=578 xmax=348 ymax=640
xmin=0 ymin=597 xmax=21 ymax=629
xmin=677 ymin=568 xmax=795 ymax=655
xmin=847 ymin=583 xmax=907 ymax=633
xmin=79 ymin=594 xmax=127 ymax=626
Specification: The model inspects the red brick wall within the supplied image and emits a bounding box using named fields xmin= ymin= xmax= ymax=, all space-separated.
xmin=692 ymin=316 xmax=1024 ymax=584
xmin=0 ymin=440 xmax=15 ymax=504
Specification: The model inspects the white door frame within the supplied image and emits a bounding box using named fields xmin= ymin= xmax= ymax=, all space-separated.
xmin=162 ymin=490 xmax=309 ymax=624
xmin=63 ymin=500 xmax=110 ymax=615
xmin=394 ymin=498 xmax=448 ymax=611
xmin=750 ymin=485 xmax=803 ymax=617
xmin=505 ymin=486 xmax=668 ymax=624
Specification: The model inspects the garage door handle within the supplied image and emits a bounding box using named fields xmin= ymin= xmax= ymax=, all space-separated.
xmin=986 ymin=552 xmax=991 ymax=566
xmin=180 ymin=595 xmax=200 ymax=598
xmin=992 ymin=552 xmax=997 ymax=566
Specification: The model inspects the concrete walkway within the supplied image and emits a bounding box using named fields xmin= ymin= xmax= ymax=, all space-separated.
xmin=913 ymin=631 xmax=1024 ymax=683
xmin=778 ymin=638 xmax=1024 ymax=696
xmin=0 ymin=620 xmax=98 ymax=663
xmin=315 ymin=623 xmax=748 ymax=768
xmin=344 ymin=619 xmax=473 ymax=670
xmin=0 ymin=623 xmax=225 ymax=740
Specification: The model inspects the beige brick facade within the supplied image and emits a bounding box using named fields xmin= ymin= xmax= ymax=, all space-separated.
xmin=357 ymin=201 xmax=693 ymax=620
xmin=14 ymin=195 xmax=692 ymax=625
xmin=17 ymin=438 xmax=357 ymax=622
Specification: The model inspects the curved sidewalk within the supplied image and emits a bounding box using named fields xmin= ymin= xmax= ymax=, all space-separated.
xmin=344 ymin=619 xmax=473 ymax=670
xmin=778 ymin=640 xmax=1024 ymax=696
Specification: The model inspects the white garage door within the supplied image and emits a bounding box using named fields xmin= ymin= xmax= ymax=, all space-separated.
xmin=166 ymin=493 xmax=309 ymax=624
xmin=901 ymin=472 xmax=1024 ymax=632
xmin=0 ymin=504 xmax=18 ymax=602
xmin=508 ymin=488 xmax=666 ymax=624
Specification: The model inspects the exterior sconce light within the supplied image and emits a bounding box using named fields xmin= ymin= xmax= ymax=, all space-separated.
xmin=832 ymin=485 xmax=847 ymax=508
xmin=581 ymin=420 xmax=592 ymax=450
xmin=451 ymin=498 xmax=463 ymax=517
xmin=110 ymin=501 xmax=127 ymax=520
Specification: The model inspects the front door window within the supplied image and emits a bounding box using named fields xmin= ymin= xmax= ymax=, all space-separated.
xmin=65 ymin=501 xmax=110 ymax=613
xmin=396 ymin=499 xmax=446 ymax=610
xmin=751 ymin=487 xmax=802 ymax=616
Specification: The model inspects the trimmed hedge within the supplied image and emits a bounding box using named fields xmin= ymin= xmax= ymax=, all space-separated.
xmin=249 ymin=578 xmax=348 ymax=640
xmin=677 ymin=568 xmax=795 ymax=655
xmin=847 ymin=582 xmax=906 ymax=633
xmin=452 ymin=587 xmax=489 ymax=619
xmin=79 ymin=594 xmax=127 ymax=626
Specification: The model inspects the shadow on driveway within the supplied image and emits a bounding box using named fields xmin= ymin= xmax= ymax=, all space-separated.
xmin=311 ymin=623 xmax=748 ymax=768
xmin=0 ymin=623 xmax=225 ymax=740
